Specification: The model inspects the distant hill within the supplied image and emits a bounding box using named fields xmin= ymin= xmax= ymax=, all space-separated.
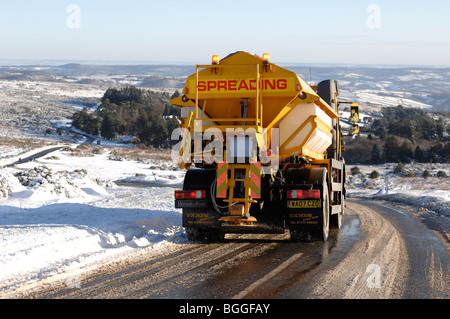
xmin=287 ymin=66 xmax=450 ymax=112
xmin=0 ymin=63 xmax=448 ymax=112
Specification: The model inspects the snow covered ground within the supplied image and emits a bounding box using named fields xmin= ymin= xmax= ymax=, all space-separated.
xmin=0 ymin=144 xmax=186 ymax=297
xmin=339 ymin=88 xmax=433 ymax=110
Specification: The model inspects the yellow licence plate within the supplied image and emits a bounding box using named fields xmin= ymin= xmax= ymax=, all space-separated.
xmin=288 ymin=200 xmax=321 ymax=209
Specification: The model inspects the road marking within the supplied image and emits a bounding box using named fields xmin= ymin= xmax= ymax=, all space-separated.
xmin=232 ymin=253 xmax=303 ymax=299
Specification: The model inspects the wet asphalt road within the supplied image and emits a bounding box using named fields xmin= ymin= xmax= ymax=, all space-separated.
xmin=25 ymin=200 xmax=448 ymax=299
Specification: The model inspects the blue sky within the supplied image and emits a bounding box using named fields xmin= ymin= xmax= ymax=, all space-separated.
xmin=0 ymin=0 xmax=449 ymax=66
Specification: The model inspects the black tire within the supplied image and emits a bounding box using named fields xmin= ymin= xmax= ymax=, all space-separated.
xmin=183 ymin=169 xmax=221 ymax=243
xmin=204 ymin=228 xmax=225 ymax=243
xmin=290 ymin=229 xmax=312 ymax=242
xmin=186 ymin=227 xmax=205 ymax=241
xmin=186 ymin=227 xmax=225 ymax=242
xmin=311 ymin=168 xmax=330 ymax=241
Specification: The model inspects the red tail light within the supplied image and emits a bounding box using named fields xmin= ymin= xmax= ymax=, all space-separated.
xmin=175 ymin=190 xmax=206 ymax=199
xmin=287 ymin=190 xmax=320 ymax=199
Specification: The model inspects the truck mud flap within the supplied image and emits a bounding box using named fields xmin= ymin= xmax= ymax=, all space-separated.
xmin=287 ymin=208 xmax=322 ymax=227
xmin=182 ymin=208 xmax=220 ymax=228
xmin=286 ymin=206 xmax=327 ymax=242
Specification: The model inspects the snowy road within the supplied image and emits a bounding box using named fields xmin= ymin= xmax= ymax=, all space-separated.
xmin=3 ymin=147 xmax=64 ymax=167
xmin=19 ymin=201 xmax=449 ymax=299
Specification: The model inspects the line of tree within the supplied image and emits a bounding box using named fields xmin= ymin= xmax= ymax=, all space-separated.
xmin=345 ymin=135 xmax=449 ymax=164
xmin=344 ymin=105 xmax=449 ymax=164
xmin=372 ymin=105 xmax=445 ymax=142
xmin=72 ymin=87 xmax=181 ymax=148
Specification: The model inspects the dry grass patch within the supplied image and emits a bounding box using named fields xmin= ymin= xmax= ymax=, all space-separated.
xmin=67 ymin=144 xmax=172 ymax=162
xmin=109 ymin=147 xmax=172 ymax=162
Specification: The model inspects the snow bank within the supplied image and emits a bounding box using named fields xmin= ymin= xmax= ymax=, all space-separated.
xmin=0 ymin=191 xmax=184 ymax=294
xmin=13 ymin=166 xmax=109 ymax=200
xmin=347 ymin=173 xmax=450 ymax=216
xmin=375 ymin=192 xmax=450 ymax=216
xmin=0 ymin=159 xmax=186 ymax=296
xmin=346 ymin=163 xmax=450 ymax=244
xmin=0 ymin=169 xmax=23 ymax=199
xmin=118 ymin=171 xmax=183 ymax=188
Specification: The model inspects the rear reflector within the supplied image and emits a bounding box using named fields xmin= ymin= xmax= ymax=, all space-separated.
xmin=287 ymin=189 xmax=320 ymax=199
xmin=175 ymin=190 xmax=206 ymax=200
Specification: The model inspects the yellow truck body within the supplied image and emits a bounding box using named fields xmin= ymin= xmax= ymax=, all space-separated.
xmin=172 ymin=51 xmax=350 ymax=242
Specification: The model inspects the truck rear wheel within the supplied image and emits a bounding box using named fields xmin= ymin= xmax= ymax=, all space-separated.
xmin=287 ymin=167 xmax=330 ymax=242
xmin=186 ymin=227 xmax=205 ymax=241
xmin=182 ymin=169 xmax=223 ymax=242
xmin=204 ymin=228 xmax=225 ymax=242
xmin=186 ymin=227 xmax=224 ymax=242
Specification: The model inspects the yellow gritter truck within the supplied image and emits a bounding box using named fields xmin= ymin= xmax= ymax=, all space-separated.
xmin=171 ymin=51 xmax=357 ymax=242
